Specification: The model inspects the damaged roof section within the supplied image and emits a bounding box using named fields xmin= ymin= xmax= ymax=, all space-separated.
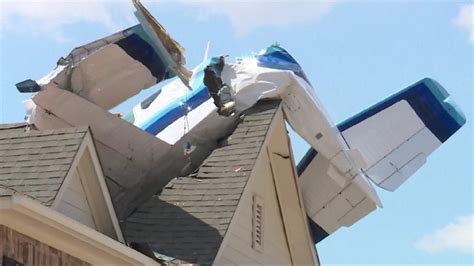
xmin=0 ymin=125 xmax=88 ymax=205
xmin=122 ymin=100 xmax=281 ymax=264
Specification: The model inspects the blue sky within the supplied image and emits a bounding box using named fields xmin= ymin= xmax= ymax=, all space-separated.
xmin=1 ymin=1 xmax=472 ymax=264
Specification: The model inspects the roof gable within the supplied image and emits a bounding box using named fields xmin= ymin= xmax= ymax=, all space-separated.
xmin=51 ymin=131 xmax=124 ymax=242
xmin=123 ymin=100 xmax=281 ymax=264
xmin=0 ymin=125 xmax=123 ymax=241
xmin=0 ymin=126 xmax=88 ymax=206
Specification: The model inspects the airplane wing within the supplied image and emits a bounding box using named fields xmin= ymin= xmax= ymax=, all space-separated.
xmin=16 ymin=0 xmax=190 ymax=110
xmin=15 ymin=1 xmax=198 ymax=217
xmin=298 ymin=78 xmax=466 ymax=243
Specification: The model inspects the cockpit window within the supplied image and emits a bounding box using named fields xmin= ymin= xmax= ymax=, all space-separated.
xmin=141 ymin=90 xmax=161 ymax=109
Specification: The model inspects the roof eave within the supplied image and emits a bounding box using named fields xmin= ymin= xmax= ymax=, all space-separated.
xmin=0 ymin=194 xmax=158 ymax=265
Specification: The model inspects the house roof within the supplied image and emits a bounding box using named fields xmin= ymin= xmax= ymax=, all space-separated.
xmin=122 ymin=100 xmax=281 ymax=264
xmin=0 ymin=123 xmax=30 ymax=133
xmin=0 ymin=124 xmax=88 ymax=206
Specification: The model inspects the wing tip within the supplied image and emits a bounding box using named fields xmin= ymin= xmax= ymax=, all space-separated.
xmin=422 ymin=77 xmax=466 ymax=133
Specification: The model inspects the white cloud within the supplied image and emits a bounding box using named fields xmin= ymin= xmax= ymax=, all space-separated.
xmin=0 ymin=0 xmax=134 ymax=42
xmin=453 ymin=4 xmax=474 ymax=45
xmin=415 ymin=214 xmax=474 ymax=254
xmin=175 ymin=0 xmax=337 ymax=36
xmin=0 ymin=0 xmax=337 ymax=41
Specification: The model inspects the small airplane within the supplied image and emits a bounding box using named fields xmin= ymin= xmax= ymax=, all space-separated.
xmin=16 ymin=0 xmax=465 ymax=243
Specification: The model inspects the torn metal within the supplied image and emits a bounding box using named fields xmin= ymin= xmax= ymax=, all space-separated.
xmin=15 ymin=0 xmax=464 ymax=244
xmin=17 ymin=1 xmax=380 ymax=218
xmin=16 ymin=1 xmax=191 ymax=109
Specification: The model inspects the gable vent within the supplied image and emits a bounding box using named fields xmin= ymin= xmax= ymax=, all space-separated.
xmin=252 ymin=194 xmax=264 ymax=252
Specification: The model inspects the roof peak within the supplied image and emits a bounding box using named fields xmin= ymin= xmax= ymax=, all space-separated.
xmin=122 ymin=100 xmax=282 ymax=264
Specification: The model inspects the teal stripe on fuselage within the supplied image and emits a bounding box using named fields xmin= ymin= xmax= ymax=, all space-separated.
xmin=136 ymin=61 xmax=209 ymax=132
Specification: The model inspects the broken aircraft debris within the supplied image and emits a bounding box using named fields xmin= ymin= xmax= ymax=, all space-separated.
xmin=15 ymin=0 xmax=465 ymax=244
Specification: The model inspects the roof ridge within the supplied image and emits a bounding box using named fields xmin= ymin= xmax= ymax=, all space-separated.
xmin=0 ymin=126 xmax=89 ymax=139
xmin=0 ymin=122 xmax=28 ymax=130
xmin=122 ymin=100 xmax=282 ymax=264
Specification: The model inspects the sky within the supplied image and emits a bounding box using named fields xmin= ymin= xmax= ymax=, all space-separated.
xmin=0 ymin=0 xmax=473 ymax=264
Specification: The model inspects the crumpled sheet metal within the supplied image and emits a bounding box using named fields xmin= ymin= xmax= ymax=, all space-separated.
xmin=222 ymin=60 xmax=381 ymax=206
xmin=123 ymin=49 xmax=381 ymax=206
xmin=18 ymin=0 xmax=191 ymax=110
xmin=132 ymin=0 xmax=192 ymax=86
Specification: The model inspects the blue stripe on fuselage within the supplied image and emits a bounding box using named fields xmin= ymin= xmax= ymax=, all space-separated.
xmin=140 ymin=83 xmax=211 ymax=135
xmin=137 ymin=61 xmax=212 ymax=135
xmin=137 ymin=48 xmax=312 ymax=137
xmin=256 ymin=47 xmax=310 ymax=84
xmin=138 ymin=57 xmax=230 ymax=136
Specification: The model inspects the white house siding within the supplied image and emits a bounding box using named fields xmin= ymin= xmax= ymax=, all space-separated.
xmin=55 ymin=169 xmax=96 ymax=229
xmin=214 ymin=110 xmax=317 ymax=265
xmin=213 ymin=151 xmax=293 ymax=265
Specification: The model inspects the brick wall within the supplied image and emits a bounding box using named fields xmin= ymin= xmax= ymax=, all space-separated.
xmin=0 ymin=225 xmax=89 ymax=266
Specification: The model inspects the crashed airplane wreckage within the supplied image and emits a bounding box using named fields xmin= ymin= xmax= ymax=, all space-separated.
xmin=15 ymin=0 xmax=465 ymax=250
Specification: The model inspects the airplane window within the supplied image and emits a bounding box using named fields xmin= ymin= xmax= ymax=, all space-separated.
xmin=141 ymin=90 xmax=161 ymax=109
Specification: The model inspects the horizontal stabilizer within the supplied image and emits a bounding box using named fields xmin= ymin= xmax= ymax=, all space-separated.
xmin=297 ymin=78 xmax=465 ymax=243
xmin=338 ymin=78 xmax=465 ymax=191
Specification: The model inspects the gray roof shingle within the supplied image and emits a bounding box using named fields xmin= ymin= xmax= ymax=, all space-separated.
xmin=123 ymin=100 xmax=281 ymax=264
xmin=0 ymin=125 xmax=88 ymax=206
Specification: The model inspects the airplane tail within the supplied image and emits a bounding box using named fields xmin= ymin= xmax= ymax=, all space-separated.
xmin=338 ymin=78 xmax=465 ymax=191
xmin=298 ymin=78 xmax=465 ymax=244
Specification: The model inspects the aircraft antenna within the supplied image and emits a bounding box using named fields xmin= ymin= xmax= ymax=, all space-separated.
xmin=203 ymin=41 xmax=210 ymax=61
